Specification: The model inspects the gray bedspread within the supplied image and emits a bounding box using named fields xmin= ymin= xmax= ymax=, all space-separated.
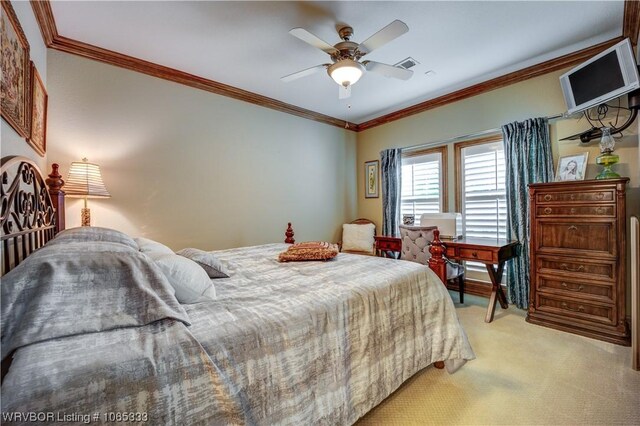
xmin=1 ymin=243 xmax=474 ymax=425
xmin=183 ymin=244 xmax=475 ymax=425
xmin=1 ymin=239 xmax=214 ymax=424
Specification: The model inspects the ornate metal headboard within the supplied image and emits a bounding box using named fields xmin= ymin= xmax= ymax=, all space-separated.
xmin=0 ymin=156 xmax=65 ymax=275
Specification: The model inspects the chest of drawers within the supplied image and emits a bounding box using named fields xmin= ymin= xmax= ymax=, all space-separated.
xmin=527 ymin=179 xmax=630 ymax=345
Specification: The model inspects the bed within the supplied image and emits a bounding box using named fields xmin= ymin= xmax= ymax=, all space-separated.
xmin=0 ymin=156 xmax=474 ymax=425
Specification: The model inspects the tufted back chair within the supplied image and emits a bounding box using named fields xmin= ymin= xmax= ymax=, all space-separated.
xmin=399 ymin=225 xmax=437 ymax=264
xmin=398 ymin=224 xmax=466 ymax=303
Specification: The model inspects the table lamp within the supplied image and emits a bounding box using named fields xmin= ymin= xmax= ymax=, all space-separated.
xmin=64 ymin=158 xmax=110 ymax=226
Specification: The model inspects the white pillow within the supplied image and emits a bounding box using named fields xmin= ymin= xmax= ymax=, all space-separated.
xmin=135 ymin=237 xmax=174 ymax=257
xmin=152 ymin=253 xmax=216 ymax=304
xmin=342 ymin=223 xmax=375 ymax=253
xmin=176 ymin=248 xmax=230 ymax=278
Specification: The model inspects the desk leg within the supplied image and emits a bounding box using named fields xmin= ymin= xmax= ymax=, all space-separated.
xmin=485 ymin=262 xmax=508 ymax=323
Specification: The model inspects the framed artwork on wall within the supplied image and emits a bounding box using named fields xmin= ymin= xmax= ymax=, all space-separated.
xmin=365 ymin=160 xmax=379 ymax=198
xmin=27 ymin=62 xmax=47 ymax=156
xmin=1 ymin=0 xmax=31 ymax=138
xmin=555 ymin=152 xmax=588 ymax=181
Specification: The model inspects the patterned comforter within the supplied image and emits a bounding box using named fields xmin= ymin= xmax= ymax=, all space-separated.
xmin=1 ymin=242 xmax=474 ymax=425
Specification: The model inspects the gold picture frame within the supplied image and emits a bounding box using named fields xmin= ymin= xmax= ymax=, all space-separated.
xmin=365 ymin=160 xmax=379 ymax=198
xmin=1 ymin=0 xmax=31 ymax=138
xmin=27 ymin=62 xmax=47 ymax=156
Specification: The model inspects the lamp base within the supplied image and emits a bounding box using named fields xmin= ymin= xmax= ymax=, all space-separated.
xmin=81 ymin=208 xmax=91 ymax=226
xmin=595 ymin=153 xmax=620 ymax=180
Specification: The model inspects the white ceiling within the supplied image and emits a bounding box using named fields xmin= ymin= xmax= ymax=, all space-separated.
xmin=50 ymin=1 xmax=624 ymax=124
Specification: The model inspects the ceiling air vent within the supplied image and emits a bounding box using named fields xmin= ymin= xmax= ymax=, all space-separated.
xmin=395 ymin=57 xmax=419 ymax=70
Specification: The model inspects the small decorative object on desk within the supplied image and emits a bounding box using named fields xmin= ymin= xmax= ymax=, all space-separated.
xmin=595 ymin=127 xmax=620 ymax=179
xmin=555 ymin=152 xmax=588 ymax=181
xmin=402 ymin=214 xmax=415 ymax=225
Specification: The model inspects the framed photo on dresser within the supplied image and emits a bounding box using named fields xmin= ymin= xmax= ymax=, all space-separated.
xmin=1 ymin=0 xmax=31 ymax=138
xmin=555 ymin=152 xmax=588 ymax=181
xmin=27 ymin=62 xmax=47 ymax=156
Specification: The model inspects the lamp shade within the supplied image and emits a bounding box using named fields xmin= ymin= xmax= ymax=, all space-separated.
xmin=328 ymin=59 xmax=365 ymax=87
xmin=64 ymin=158 xmax=110 ymax=198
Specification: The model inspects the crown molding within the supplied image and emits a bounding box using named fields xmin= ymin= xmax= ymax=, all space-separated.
xmin=623 ymin=0 xmax=640 ymax=47
xmin=30 ymin=1 xmax=357 ymax=131
xmin=32 ymin=0 xmax=632 ymax=133
xmin=31 ymin=0 xmax=57 ymax=45
xmin=355 ymin=37 xmax=623 ymax=131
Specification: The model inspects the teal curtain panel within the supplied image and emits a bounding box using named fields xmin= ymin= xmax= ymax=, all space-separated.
xmin=380 ymin=148 xmax=402 ymax=237
xmin=502 ymin=118 xmax=554 ymax=309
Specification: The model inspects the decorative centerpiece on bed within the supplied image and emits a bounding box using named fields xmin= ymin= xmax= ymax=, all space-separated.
xmin=278 ymin=241 xmax=339 ymax=262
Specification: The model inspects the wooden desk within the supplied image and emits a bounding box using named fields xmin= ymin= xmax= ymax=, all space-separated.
xmin=429 ymin=230 xmax=520 ymax=323
xmin=374 ymin=235 xmax=402 ymax=259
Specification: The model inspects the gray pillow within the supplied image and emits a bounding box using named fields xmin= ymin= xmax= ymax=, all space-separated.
xmin=1 ymin=239 xmax=189 ymax=360
xmin=177 ymin=248 xmax=229 ymax=279
xmin=50 ymin=226 xmax=138 ymax=250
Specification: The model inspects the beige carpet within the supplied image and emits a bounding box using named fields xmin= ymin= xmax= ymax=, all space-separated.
xmin=358 ymin=293 xmax=640 ymax=425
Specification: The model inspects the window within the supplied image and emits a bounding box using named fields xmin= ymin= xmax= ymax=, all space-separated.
xmin=401 ymin=146 xmax=447 ymax=220
xmin=455 ymin=136 xmax=507 ymax=275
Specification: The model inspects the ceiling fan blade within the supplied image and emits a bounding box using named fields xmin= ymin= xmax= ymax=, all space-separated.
xmin=339 ymin=84 xmax=351 ymax=99
xmin=364 ymin=61 xmax=413 ymax=80
xmin=357 ymin=20 xmax=409 ymax=55
xmin=281 ymin=64 xmax=328 ymax=83
xmin=289 ymin=28 xmax=339 ymax=55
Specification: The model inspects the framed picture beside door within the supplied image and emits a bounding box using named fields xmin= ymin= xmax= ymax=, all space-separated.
xmin=365 ymin=160 xmax=379 ymax=198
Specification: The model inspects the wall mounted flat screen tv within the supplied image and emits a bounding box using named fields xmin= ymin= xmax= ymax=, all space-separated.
xmin=560 ymin=38 xmax=639 ymax=114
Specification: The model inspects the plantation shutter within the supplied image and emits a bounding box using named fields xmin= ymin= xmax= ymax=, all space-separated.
xmin=460 ymin=141 xmax=507 ymax=272
xmin=401 ymin=152 xmax=442 ymax=218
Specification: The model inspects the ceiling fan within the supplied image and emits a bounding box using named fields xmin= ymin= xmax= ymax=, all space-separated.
xmin=281 ymin=20 xmax=413 ymax=99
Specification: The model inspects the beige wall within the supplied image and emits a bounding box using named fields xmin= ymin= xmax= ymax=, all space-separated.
xmin=47 ymin=51 xmax=357 ymax=250
xmin=356 ymin=68 xmax=639 ymax=302
xmin=0 ymin=1 xmax=48 ymax=171
xmin=357 ymin=69 xmax=639 ymax=227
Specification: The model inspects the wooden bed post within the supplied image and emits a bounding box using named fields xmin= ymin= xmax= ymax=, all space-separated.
xmin=285 ymin=222 xmax=295 ymax=244
xmin=430 ymin=229 xmax=454 ymax=369
xmin=428 ymin=229 xmax=447 ymax=284
xmin=46 ymin=163 xmax=65 ymax=233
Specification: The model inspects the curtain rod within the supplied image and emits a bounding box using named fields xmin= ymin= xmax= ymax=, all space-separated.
xmin=401 ymin=112 xmax=568 ymax=153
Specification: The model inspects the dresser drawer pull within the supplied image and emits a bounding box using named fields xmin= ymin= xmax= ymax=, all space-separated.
xmin=561 ymin=282 xmax=584 ymax=292
xmin=544 ymin=194 xmax=552 ymax=201
xmin=595 ymin=192 xmax=604 ymax=200
xmin=560 ymin=264 xmax=584 ymax=272
xmin=570 ymin=194 xmax=575 ymax=200
xmin=544 ymin=207 xmax=552 ymax=214
xmin=567 ymin=225 xmax=578 ymax=231
xmin=471 ymin=251 xmax=478 ymax=258
xmin=595 ymin=207 xmax=604 ymax=215
xmin=561 ymin=302 xmax=585 ymax=312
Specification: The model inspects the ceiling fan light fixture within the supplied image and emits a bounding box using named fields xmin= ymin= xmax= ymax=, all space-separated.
xmin=328 ymin=59 xmax=365 ymax=87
